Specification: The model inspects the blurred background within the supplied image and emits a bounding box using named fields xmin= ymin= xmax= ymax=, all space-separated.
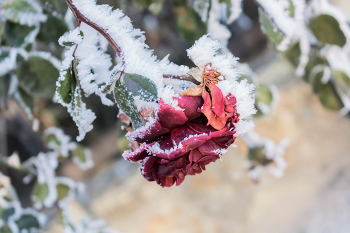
xmin=2 ymin=0 xmax=350 ymax=232
xmin=48 ymin=0 xmax=350 ymax=232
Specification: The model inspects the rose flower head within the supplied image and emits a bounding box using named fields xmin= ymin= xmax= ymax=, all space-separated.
xmin=123 ymin=35 xmax=257 ymax=187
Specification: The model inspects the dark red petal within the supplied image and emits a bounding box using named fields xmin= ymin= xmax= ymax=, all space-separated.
xmin=160 ymin=176 xmax=175 ymax=187
xmin=122 ymin=143 xmax=154 ymax=162
xmin=188 ymin=149 xmax=203 ymax=163
xmin=140 ymin=156 xmax=158 ymax=181
xmin=197 ymin=139 xmax=223 ymax=155
xmin=127 ymin=120 xmax=170 ymax=143
xmin=158 ymin=99 xmax=188 ymax=129
xmin=176 ymin=96 xmax=203 ymax=121
xmin=175 ymin=171 xmax=186 ymax=186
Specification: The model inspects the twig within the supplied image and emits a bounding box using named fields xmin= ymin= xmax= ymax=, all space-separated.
xmin=65 ymin=0 xmax=199 ymax=84
xmin=163 ymin=74 xmax=201 ymax=85
xmin=65 ymin=0 xmax=123 ymax=58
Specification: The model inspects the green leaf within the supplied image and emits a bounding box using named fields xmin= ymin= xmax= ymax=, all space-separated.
xmin=255 ymin=84 xmax=273 ymax=105
xmin=259 ymin=9 xmax=284 ymax=48
xmin=176 ymin=7 xmax=207 ymax=43
xmin=312 ymin=71 xmax=343 ymax=110
xmin=237 ymin=74 xmax=254 ymax=84
xmin=37 ymin=0 xmax=68 ymax=17
xmin=284 ymin=42 xmax=301 ymax=67
xmin=37 ymin=16 xmax=69 ymax=46
xmin=124 ymin=73 xmax=158 ymax=101
xmin=114 ymin=80 xmax=144 ymax=129
xmin=3 ymin=0 xmax=36 ymax=23
xmin=32 ymin=183 xmax=49 ymax=205
xmin=0 ymin=225 xmax=12 ymax=233
xmin=2 ymin=21 xmax=35 ymax=47
xmin=171 ymin=0 xmax=187 ymax=7
xmin=17 ymin=86 xmax=34 ymax=116
xmin=56 ymin=183 xmax=70 ymax=201
xmin=1 ymin=208 xmax=15 ymax=222
xmin=310 ymin=14 xmax=346 ymax=47
xmin=0 ymin=74 xmax=11 ymax=99
xmin=248 ymin=146 xmax=265 ymax=162
xmin=288 ymin=0 xmax=295 ymax=17
xmin=58 ymin=67 xmax=74 ymax=104
xmin=15 ymin=214 xmax=40 ymax=230
xmin=332 ymin=70 xmax=350 ymax=94
xmin=17 ymin=56 xmax=59 ymax=98
xmin=71 ymin=144 xmax=87 ymax=163
xmin=44 ymin=134 xmax=61 ymax=146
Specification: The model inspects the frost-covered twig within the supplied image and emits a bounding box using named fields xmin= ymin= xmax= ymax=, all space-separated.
xmin=65 ymin=0 xmax=123 ymax=58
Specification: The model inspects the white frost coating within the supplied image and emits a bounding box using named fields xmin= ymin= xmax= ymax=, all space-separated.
xmin=28 ymin=151 xmax=58 ymax=209
xmin=233 ymin=120 xmax=255 ymax=137
xmin=71 ymin=143 xmax=94 ymax=170
xmin=243 ymin=132 xmax=290 ymax=180
xmin=43 ymin=127 xmax=76 ymax=157
xmin=13 ymin=88 xmax=33 ymax=119
xmin=2 ymin=0 xmax=47 ymax=26
xmin=75 ymin=23 xmax=112 ymax=98
xmin=227 ymin=0 xmax=243 ymax=24
xmin=339 ymin=95 xmax=350 ymax=116
xmin=72 ymin=88 xmax=96 ymax=142
xmin=256 ymin=0 xmax=298 ymax=38
xmin=324 ymin=46 xmax=350 ymax=79
xmin=188 ymin=35 xmax=241 ymax=82
xmin=216 ymin=79 xmax=256 ymax=119
xmin=70 ymin=0 xmax=181 ymax=95
xmin=158 ymin=55 xmax=190 ymax=77
xmin=0 ymin=49 xmax=18 ymax=76
xmin=193 ymin=0 xmax=210 ymax=22
xmin=58 ymin=27 xmax=83 ymax=46
xmin=55 ymin=46 xmax=96 ymax=142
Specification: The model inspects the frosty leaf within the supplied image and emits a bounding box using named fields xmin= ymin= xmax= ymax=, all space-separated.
xmin=248 ymin=146 xmax=265 ymax=162
xmin=192 ymin=0 xmax=210 ymax=22
xmin=32 ymin=183 xmax=49 ymax=205
xmin=3 ymin=0 xmax=36 ymax=22
xmin=44 ymin=134 xmax=60 ymax=146
xmin=284 ymin=42 xmax=301 ymax=67
xmin=37 ymin=0 xmax=68 ymax=16
xmin=2 ymin=21 xmax=35 ymax=47
xmin=176 ymin=7 xmax=207 ymax=43
xmin=17 ymin=86 xmax=34 ymax=116
xmin=2 ymin=0 xmax=46 ymax=26
xmin=259 ymin=9 xmax=284 ymax=48
xmin=309 ymin=14 xmax=346 ymax=47
xmin=219 ymin=0 xmax=232 ymax=19
xmin=237 ymin=74 xmax=254 ymax=84
xmin=332 ymin=70 xmax=350 ymax=94
xmin=0 ymin=74 xmax=11 ymax=99
xmin=124 ymin=73 xmax=158 ymax=101
xmin=254 ymin=84 xmax=273 ymax=117
xmin=114 ymin=80 xmax=144 ymax=129
xmin=312 ymin=72 xmax=343 ymax=110
xmin=287 ymin=0 xmax=294 ymax=17
xmin=58 ymin=67 xmax=75 ymax=104
xmin=71 ymin=88 xmax=96 ymax=142
xmin=56 ymin=183 xmax=70 ymax=201
xmin=37 ymin=16 xmax=69 ymax=47
xmin=71 ymin=144 xmax=93 ymax=170
xmin=256 ymin=84 xmax=273 ymax=105
xmin=16 ymin=214 xmax=40 ymax=231
xmin=17 ymin=56 xmax=59 ymax=98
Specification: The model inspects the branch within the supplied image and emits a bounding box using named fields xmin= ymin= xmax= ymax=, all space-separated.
xmin=65 ymin=0 xmax=199 ymax=85
xmin=65 ymin=0 xmax=123 ymax=58
xmin=163 ymin=74 xmax=201 ymax=85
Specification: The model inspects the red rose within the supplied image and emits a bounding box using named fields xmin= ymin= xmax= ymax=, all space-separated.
xmin=123 ymin=93 xmax=240 ymax=187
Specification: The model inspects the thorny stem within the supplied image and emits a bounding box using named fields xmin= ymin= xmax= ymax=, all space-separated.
xmin=65 ymin=0 xmax=199 ymax=84
xmin=66 ymin=0 xmax=123 ymax=58
xmin=163 ymin=75 xmax=201 ymax=85
xmin=255 ymin=1 xmax=287 ymax=38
